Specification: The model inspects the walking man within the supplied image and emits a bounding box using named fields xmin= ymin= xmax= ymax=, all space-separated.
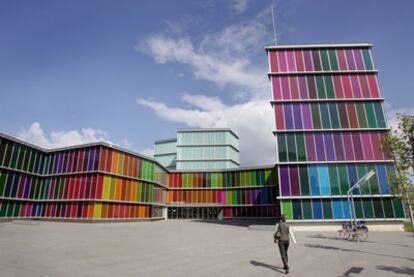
xmin=274 ymin=214 xmax=297 ymax=274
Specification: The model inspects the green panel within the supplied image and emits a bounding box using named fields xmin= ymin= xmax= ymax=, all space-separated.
xmin=0 ymin=172 xmax=6 ymax=197
xmin=373 ymin=102 xmax=386 ymax=128
xmin=286 ymin=133 xmax=297 ymax=162
xmin=324 ymin=76 xmax=335 ymax=99
xmin=6 ymin=202 xmax=15 ymax=217
xmin=364 ymin=103 xmax=377 ymax=128
xmin=28 ymin=151 xmax=36 ymax=172
xmin=250 ymin=171 xmax=256 ymax=187
xmin=226 ymin=191 xmax=232 ymax=204
xmin=354 ymin=198 xmax=364 ymax=218
xmin=299 ymin=165 xmax=310 ymax=196
xmin=322 ymin=199 xmax=333 ymax=219
xmin=277 ymin=134 xmax=287 ymax=162
xmin=320 ymin=50 xmax=330 ymax=70
xmin=382 ymin=198 xmax=394 ymax=218
xmin=3 ymin=142 xmax=13 ymax=167
xmin=0 ymin=140 xmax=7 ymax=166
xmin=362 ymin=199 xmax=374 ymax=218
xmin=256 ymin=170 xmax=262 ymax=186
xmin=58 ymin=177 xmax=65 ymax=199
xmin=362 ymin=49 xmax=373 ymax=70
xmin=10 ymin=174 xmax=19 ymax=198
xmin=316 ymin=76 xmax=326 ymax=99
xmin=29 ymin=178 xmax=36 ymax=199
xmin=311 ymin=103 xmax=322 ymax=129
xmin=320 ymin=103 xmax=331 ymax=129
xmin=366 ymin=164 xmax=380 ymax=194
xmin=355 ymin=103 xmax=367 ymax=128
xmin=392 ymin=199 xmax=405 ymax=218
xmin=328 ymin=50 xmax=339 ymax=71
xmin=23 ymin=148 xmax=31 ymax=171
xmin=0 ymin=201 xmax=8 ymax=217
xmin=16 ymin=147 xmax=25 ymax=170
xmin=302 ymin=199 xmax=312 ymax=219
xmin=328 ymin=165 xmax=340 ymax=195
xmin=357 ymin=165 xmax=371 ymax=195
xmin=373 ymin=198 xmax=384 ymax=218
xmin=13 ymin=202 xmax=20 ymax=217
xmin=338 ymin=165 xmax=349 ymax=195
xmin=10 ymin=144 xmax=20 ymax=169
xmin=292 ymin=200 xmax=302 ymax=219
xmin=282 ymin=200 xmax=293 ymax=220
xmin=296 ymin=134 xmax=306 ymax=161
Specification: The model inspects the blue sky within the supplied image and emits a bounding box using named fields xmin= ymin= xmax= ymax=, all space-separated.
xmin=1 ymin=0 xmax=413 ymax=166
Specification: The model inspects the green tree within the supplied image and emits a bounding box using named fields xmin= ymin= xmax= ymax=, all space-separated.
xmin=382 ymin=113 xmax=414 ymax=235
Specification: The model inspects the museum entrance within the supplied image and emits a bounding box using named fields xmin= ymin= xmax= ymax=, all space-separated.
xmin=168 ymin=207 xmax=221 ymax=219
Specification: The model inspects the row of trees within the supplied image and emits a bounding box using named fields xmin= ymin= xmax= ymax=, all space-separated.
xmin=382 ymin=114 xmax=414 ymax=235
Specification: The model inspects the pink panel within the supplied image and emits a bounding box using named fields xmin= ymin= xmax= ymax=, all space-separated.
xmin=368 ymin=75 xmax=380 ymax=98
xmin=281 ymin=77 xmax=290 ymax=100
xmin=361 ymin=133 xmax=374 ymax=160
xmin=343 ymin=133 xmax=355 ymax=160
xmin=295 ymin=50 xmax=304 ymax=71
xmin=277 ymin=51 xmax=287 ymax=72
xmin=359 ymin=75 xmax=371 ymax=98
xmin=274 ymin=104 xmax=285 ymax=130
xmin=305 ymin=134 xmax=316 ymax=161
xmin=286 ymin=50 xmax=296 ymax=71
xmin=289 ymin=77 xmax=300 ymax=99
xmin=272 ymin=76 xmax=282 ymax=100
xmin=337 ymin=49 xmax=348 ymax=70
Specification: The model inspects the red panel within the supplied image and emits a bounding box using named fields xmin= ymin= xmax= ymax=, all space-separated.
xmin=295 ymin=50 xmax=304 ymax=71
xmin=359 ymin=75 xmax=371 ymax=98
xmin=269 ymin=51 xmax=278 ymax=72
xmin=368 ymin=75 xmax=380 ymax=98
xmin=105 ymin=149 xmax=113 ymax=172
xmin=274 ymin=104 xmax=285 ymax=130
xmin=333 ymin=76 xmax=344 ymax=98
xmin=99 ymin=148 xmax=107 ymax=171
xmin=337 ymin=49 xmax=348 ymax=70
xmin=277 ymin=50 xmax=287 ymax=72
xmin=341 ymin=75 xmax=353 ymax=98
xmin=96 ymin=175 xmax=104 ymax=199
xmin=346 ymin=103 xmax=359 ymax=128
xmin=289 ymin=77 xmax=300 ymax=99
xmin=372 ymin=133 xmax=386 ymax=160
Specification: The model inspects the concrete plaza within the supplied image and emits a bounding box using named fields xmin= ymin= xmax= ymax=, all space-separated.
xmin=0 ymin=220 xmax=413 ymax=277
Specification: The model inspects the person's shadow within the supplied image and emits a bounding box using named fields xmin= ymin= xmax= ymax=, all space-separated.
xmin=250 ymin=260 xmax=285 ymax=273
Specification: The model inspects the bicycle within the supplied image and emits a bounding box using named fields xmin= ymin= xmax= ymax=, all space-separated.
xmin=338 ymin=221 xmax=368 ymax=242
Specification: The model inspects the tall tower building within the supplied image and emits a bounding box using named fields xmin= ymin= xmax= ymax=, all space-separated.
xmin=266 ymin=44 xmax=405 ymax=221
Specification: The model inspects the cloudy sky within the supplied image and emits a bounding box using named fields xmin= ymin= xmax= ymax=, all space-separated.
xmin=1 ymin=0 xmax=413 ymax=166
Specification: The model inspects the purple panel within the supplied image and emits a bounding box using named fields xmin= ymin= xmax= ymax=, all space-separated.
xmin=88 ymin=148 xmax=94 ymax=171
xmin=343 ymin=133 xmax=355 ymax=160
xmin=353 ymin=49 xmax=364 ymax=70
xmin=17 ymin=176 xmax=25 ymax=198
xmin=298 ymin=76 xmax=308 ymax=99
xmin=221 ymin=191 xmax=226 ymax=205
xmin=289 ymin=166 xmax=300 ymax=196
xmin=324 ymin=133 xmax=336 ymax=161
xmin=333 ymin=133 xmax=345 ymax=160
xmin=352 ymin=133 xmax=364 ymax=160
xmin=24 ymin=177 xmax=31 ymax=198
xmin=93 ymin=148 xmax=99 ymax=170
xmin=345 ymin=49 xmax=356 ymax=70
xmin=293 ymin=103 xmax=303 ymax=129
xmin=315 ymin=133 xmax=326 ymax=161
xmin=284 ymin=104 xmax=294 ymax=129
xmin=305 ymin=134 xmax=316 ymax=161
xmin=350 ymin=75 xmax=362 ymax=98
xmin=52 ymin=154 xmax=58 ymax=174
xmin=301 ymin=103 xmax=312 ymax=129
xmin=280 ymin=166 xmax=291 ymax=196
xmin=303 ymin=50 xmax=313 ymax=71
xmin=281 ymin=77 xmax=290 ymax=99
xmin=286 ymin=50 xmax=296 ymax=71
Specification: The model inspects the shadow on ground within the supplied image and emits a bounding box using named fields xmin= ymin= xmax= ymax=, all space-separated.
xmin=376 ymin=265 xmax=414 ymax=276
xmin=304 ymin=243 xmax=414 ymax=262
xmin=190 ymin=218 xmax=277 ymax=227
xmin=250 ymin=260 xmax=285 ymax=273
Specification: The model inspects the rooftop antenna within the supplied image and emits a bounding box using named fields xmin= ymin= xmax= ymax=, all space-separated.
xmin=271 ymin=4 xmax=278 ymax=45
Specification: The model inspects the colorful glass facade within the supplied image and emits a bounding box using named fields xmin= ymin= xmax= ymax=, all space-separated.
xmin=266 ymin=44 xmax=404 ymax=221
xmin=0 ymin=133 xmax=277 ymax=221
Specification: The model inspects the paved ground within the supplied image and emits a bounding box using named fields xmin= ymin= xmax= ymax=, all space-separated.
xmin=0 ymin=219 xmax=413 ymax=277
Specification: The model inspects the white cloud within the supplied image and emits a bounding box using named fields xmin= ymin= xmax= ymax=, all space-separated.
xmin=17 ymin=122 xmax=111 ymax=149
xmin=384 ymin=102 xmax=414 ymax=131
xmin=140 ymin=147 xmax=155 ymax=158
xmin=137 ymin=95 xmax=276 ymax=166
xmin=230 ymin=0 xmax=250 ymax=15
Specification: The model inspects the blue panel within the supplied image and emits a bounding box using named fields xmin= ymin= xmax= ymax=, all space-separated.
xmin=312 ymin=199 xmax=323 ymax=219
xmin=309 ymin=166 xmax=320 ymax=195
xmin=347 ymin=165 xmax=359 ymax=195
xmin=377 ymin=165 xmax=390 ymax=194
xmin=341 ymin=199 xmax=351 ymax=219
xmin=332 ymin=199 xmax=343 ymax=219
xmin=319 ymin=165 xmax=330 ymax=196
